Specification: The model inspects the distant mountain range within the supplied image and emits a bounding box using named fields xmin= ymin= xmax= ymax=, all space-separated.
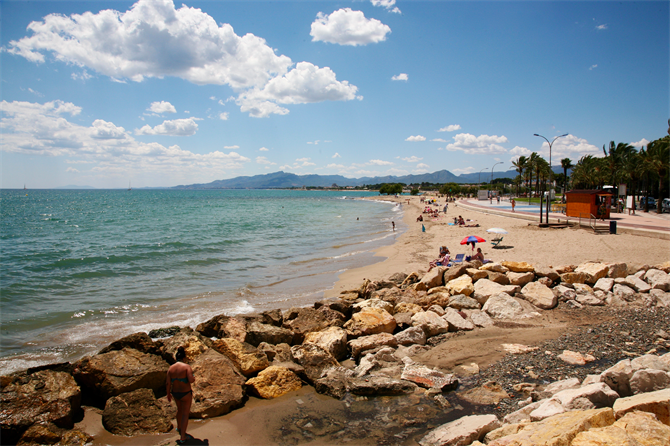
xmin=173 ymin=168 xmax=530 ymax=190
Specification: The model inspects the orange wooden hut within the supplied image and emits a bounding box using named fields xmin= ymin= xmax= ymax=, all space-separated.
xmin=565 ymin=190 xmax=614 ymax=219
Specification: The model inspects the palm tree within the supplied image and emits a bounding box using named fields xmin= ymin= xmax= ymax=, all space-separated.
xmin=602 ymin=141 xmax=636 ymax=195
xmin=511 ymin=156 xmax=527 ymax=197
xmin=561 ymin=157 xmax=573 ymax=195
xmin=645 ymin=136 xmax=670 ymax=214
xmin=526 ymin=152 xmax=540 ymax=203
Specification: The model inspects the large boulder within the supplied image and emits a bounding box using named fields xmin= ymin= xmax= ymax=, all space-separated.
xmin=622 ymin=275 xmax=652 ymax=293
xmin=73 ymin=347 xmax=169 ymax=401
xmin=575 ymin=262 xmax=610 ymax=284
xmin=472 ymin=279 xmax=520 ymax=305
xmin=189 ymin=349 xmax=247 ymax=419
xmin=401 ymin=364 xmax=458 ymax=391
xmin=245 ymin=366 xmax=303 ymax=399
xmin=606 ymin=262 xmax=629 ymax=278
xmin=161 ymin=327 xmax=212 ymax=363
xmin=442 ymin=308 xmax=475 ymax=332
xmin=560 ymin=272 xmax=588 ymax=284
xmin=479 ymin=263 xmax=509 ymax=273
xmin=464 ymin=309 xmax=494 ymax=328
xmin=411 ymin=311 xmax=450 ymax=337
xmin=282 ymin=308 xmax=333 ymax=344
xmin=347 ymin=376 xmax=416 ymax=396
xmin=348 ymin=332 xmax=398 ymax=359
xmin=447 ymin=294 xmax=480 ymax=310
xmin=535 ymin=266 xmax=560 ymax=282
xmin=593 ymin=277 xmax=615 ymax=293
xmin=629 ymin=369 xmax=670 ymax=394
xmin=0 ymin=371 xmax=82 ymax=444
xmin=571 ymin=410 xmax=670 ymax=446
xmin=520 ymin=282 xmax=557 ymax=309
xmin=290 ymin=344 xmax=340 ymax=385
xmin=612 ymin=388 xmax=670 ymax=424
xmin=419 ymin=414 xmax=501 ymax=446
xmin=507 ymin=272 xmax=534 ymax=286
xmin=102 ymin=388 xmax=172 ymax=436
xmin=421 ymin=266 xmax=447 ymax=289
xmin=443 ymin=265 xmax=469 ymax=284
xmin=394 ymin=326 xmax=427 ymax=346
xmin=303 ymin=326 xmax=349 ymax=361
xmin=601 ymin=359 xmax=634 ymax=397
xmin=445 ymin=275 xmax=475 ymax=296
xmin=552 ymin=382 xmax=620 ymax=410
xmin=98 ymin=332 xmax=159 ymax=356
xmin=211 ymin=338 xmax=269 ymax=377
xmin=343 ymin=307 xmax=396 ymax=337
xmin=314 ymin=366 xmax=354 ymax=399
xmin=501 ymin=261 xmax=535 ymax=273
xmin=245 ymin=322 xmax=294 ymax=347
xmin=645 ymin=269 xmax=670 ymax=291
xmin=482 ymin=293 xmax=526 ymax=319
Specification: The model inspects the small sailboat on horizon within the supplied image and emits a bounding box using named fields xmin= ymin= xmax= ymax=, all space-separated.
xmin=128 ymin=181 xmax=132 ymax=191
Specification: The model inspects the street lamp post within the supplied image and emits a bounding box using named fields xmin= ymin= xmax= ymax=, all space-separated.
xmin=490 ymin=161 xmax=503 ymax=200
xmin=534 ymin=133 xmax=568 ymax=224
xmin=478 ymin=167 xmax=489 ymax=196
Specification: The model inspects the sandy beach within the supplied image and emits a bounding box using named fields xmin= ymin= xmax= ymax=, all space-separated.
xmin=75 ymin=195 xmax=670 ymax=446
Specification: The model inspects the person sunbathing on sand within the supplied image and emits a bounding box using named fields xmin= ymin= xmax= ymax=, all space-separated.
xmin=428 ymin=248 xmax=450 ymax=272
xmin=458 ymin=216 xmax=465 ymax=225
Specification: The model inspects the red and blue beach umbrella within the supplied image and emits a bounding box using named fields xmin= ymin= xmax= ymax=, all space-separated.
xmin=460 ymin=235 xmax=486 ymax=245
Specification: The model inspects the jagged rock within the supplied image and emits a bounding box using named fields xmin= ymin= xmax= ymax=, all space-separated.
xmin=348 ymin=332 xmax=398 ymax=359
xmin=443 ymin=307 xmax=475 ymax=332
xmin=394 ymin=302 xmax=423 ymax=315
xmin=573 ymin=283 xmax=593 ymax=294
xmin=443 ymin=265 xmax=469 ymax=284
xmin=354 ymin=347 xmax=401 ymax=378
xmin=211 ymin=338 xmax=269 ymax=377
xmin=466 ymin=268 xmax=488 ymax=281
xmin=282 ymin=308 xmax=333 ymax=344
xmin=486 ymin=271 xmax=511 ymax=285
xmin=479 ymin=263 xmax=509 ymax=273
xmin=502 ymin=261 xmax=535 ymax=273
xmin=553 ymin=284 xmax=577 ymax=301
xmin=601 ymin=359 xmax=634 ymax=397
xmin=644 ymin=269 xmax=670 ymax=291
xmin=555 ymin=264 xmax=577 ymax=274
xmin=503 ymin=400 xmax=544 ymax=424
xmin=488 ymin=408 xmax=615 ymax=446
xmin=421 ymin=266 xmax=448 ymax=289
xmin=16 ymin=422 xmax=62 ymax=446
xmin=536 ymin=277 xmax=553 ymax=287
xmin=245 ymin=366 xmax=302 ymax=399
xmin=196 ymin=315 xmax=247 ymax=341
xmin=561 ymin=272 xmax=588 ymax=284
xmin=631 ymin=354 xmax=670 ymax=372
xmin=611 ymin=410 xmax=670 ymax=445
xmin=460 ymin=381 xmax=509 ymax=405
xmin=0 ymin=370 xmax=82 ymax=444
xmin=629 ymin=369 xmax=670 ymax=394
xmin=348 ymin=376 xmax=416 ymax=396
xmin=245 ymin=321 xmax=294 ymax=347
xmin=400 ymin=272 xmax=421 ymax=288
xmin=73 ymin=347 xmax=169 ymax=401
xmin=388 ymin=272 xmax=408 ymax=285
xmin=445 ymin=275 xmax=474 ymax=296
xmin=575 ymin=262 xmax=610 ymax=284
xmin=529 ymin=398 xmax=566 ymax=421
xmin=411 ymin=310 xmax=450 ymax=337
xmin=464 ymin=309 xmax=494 ymax=327
xmin=447 ymin=294 xmax=480 ymax=310
xmin=394 ymin=312 xmax=414 ymax=330
xmin=303 ymin=326 xmax=348 ymax=361
xmin=427 ymin=304 xmax=446 ymax=316
xmin=558 ymin=350 xmax=596 ymax=365
xmin=622 ymin=275 xmax=652 ymax=293
xmin=343 ymin=307 xmax=396 ymax=337
xmin=99 ymin=332 xmax=160 ymax=356
xmin=315 ymin=298 xmax=353 ymax=319
xmin=594 ymin=277 xmax=615 ymax=293
xmin=483 ymin=422 xmax=531 ymax=444
xmin=535 ymin=266 xmax=560 ymax=282
xmin=575 ymin=293 xmax=605 ymax=306
xmin=552 ymin=382 xmax=620 ymax=410
xmin=651 ymin=289 xmax=670 ymax=307
xmin=259 ymin=309 xmax=283 ymax=326
xmin=161 ymin=327 xmax=212 ymax=363
xmin=482 ymin=293 xmax=525 ymax=319
xmin=521 ymin=282 xmax=557 ymax=309
xmin=257 ymin=342 xmax=293 ymax=363
xmin=395 ymin=326 xmax=427 ymax=346
xmin=612 ymin=388 xmax=670 ymax=424
xmin=353 ymin=298 xmax=394 ymax=315
xmin=314 ymin=366 xmax=354 ymax=399
xmin=290 ymin=343 xmax=339 ymax=385
xmin=401 ymin=364 xmax=458 ymax=391
xmin=102 ymin=388 xmax=172 ymax=436
xmin=613 ymin=284 xmax=637 ymax=301
xmin=189 ymin=349 xmax=246 ymax=419
xmin=473 ymin=279 xmax=520 ymax=305
xmin=544 ymin=378 xmax=582 ymax=395
xmin=419 ymin=414 xmax=501 ymax=446
xmin=605 ymin=262 xmax=629 ymax=278
xmin=507 ymin=271 xmax=534 ymax=286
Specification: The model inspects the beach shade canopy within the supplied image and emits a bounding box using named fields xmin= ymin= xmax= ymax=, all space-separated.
xmin=486 ymin=228 xmax=508 ymax=234
xmin=460 ymin=235 xmax=486 ymax=245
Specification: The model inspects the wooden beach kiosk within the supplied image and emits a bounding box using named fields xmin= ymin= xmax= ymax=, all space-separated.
xmin=565 ymin=189 xmax=614 ymax=219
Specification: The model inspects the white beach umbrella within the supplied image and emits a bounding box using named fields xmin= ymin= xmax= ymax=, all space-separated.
xmin=486 ymin=228 xmax=508 ymax=234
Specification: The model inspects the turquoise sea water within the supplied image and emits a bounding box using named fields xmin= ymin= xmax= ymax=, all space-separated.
xmin=0 ymin=189 xmax=403 ymax=374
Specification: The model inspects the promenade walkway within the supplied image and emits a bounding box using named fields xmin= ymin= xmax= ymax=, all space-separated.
xmin=457 ymin=198 xmax=670 ymax=239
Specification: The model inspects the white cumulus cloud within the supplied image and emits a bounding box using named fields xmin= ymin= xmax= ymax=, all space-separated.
xmin=371 ymin=0 xmax=401 ymax=13
xmin=7 ymin=0 xmax=359 ymax=117
xmin=402 ymin=156 xmax=423 ymax=163
xmin=256 ymin=156 xmax=275 ymax=165
xmin=259 ymin=147 xmax=269 ymax=151
xmin=405 ymin=135 xmax=426 ymax=142
xmin=392 ymin=73 xmax=408 ymax=81
xmin=538 ymin=134 xmax=600 ymax=160
xmin=630 ymin=138 xmax=649 ymax=148
xmin=445 ymin=133 xmax=509 ymax=154
xmin=135 ymin=118 xmax=199 ymax=136
xmin=438 ymin=124 xmax=461 ymax=132
xmin=310 ymin=8 xmax=391 ymax=46
xmin=332 ymin=152 xmax=341 ymax=158
xmin=368 ymin=159 xmax=393 ymax=166
xmin=148 ymin=101 xmax=176 ymax=114
xmin=219 ymin=112 xmax=229 ymax=120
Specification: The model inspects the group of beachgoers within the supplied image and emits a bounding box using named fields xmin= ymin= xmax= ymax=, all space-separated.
xmin=426 ymin=243 xmax=488 ymax=272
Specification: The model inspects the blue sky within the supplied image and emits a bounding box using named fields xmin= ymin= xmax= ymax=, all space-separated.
xmin=1 ymin=0 xmax=668 ymax=188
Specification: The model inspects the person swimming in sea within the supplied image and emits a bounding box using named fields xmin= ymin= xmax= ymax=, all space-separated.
xmin=166 ymin=346 xmax=195 ymax=444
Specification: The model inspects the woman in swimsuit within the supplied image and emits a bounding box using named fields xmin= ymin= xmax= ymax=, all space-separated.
xmin=166 ymin=346 xmax=195 ymax=444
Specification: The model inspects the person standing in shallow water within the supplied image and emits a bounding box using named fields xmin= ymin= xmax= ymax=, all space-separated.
xmin=167 ymin=346 xmax=195 ymax=444
xmin=392 ymin=221 xmax=395 ymax=231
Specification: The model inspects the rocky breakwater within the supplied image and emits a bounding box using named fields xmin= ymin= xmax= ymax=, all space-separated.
xmin=1 ymin=259 xmax=669 ymax=445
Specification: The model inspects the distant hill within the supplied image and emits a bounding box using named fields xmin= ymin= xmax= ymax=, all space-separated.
xmin=173 ymin=168 xmax=522 ymax=190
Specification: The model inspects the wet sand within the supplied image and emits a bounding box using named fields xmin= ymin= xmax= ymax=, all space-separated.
xmin=78 ymin=195 xmax=670 ymax=446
